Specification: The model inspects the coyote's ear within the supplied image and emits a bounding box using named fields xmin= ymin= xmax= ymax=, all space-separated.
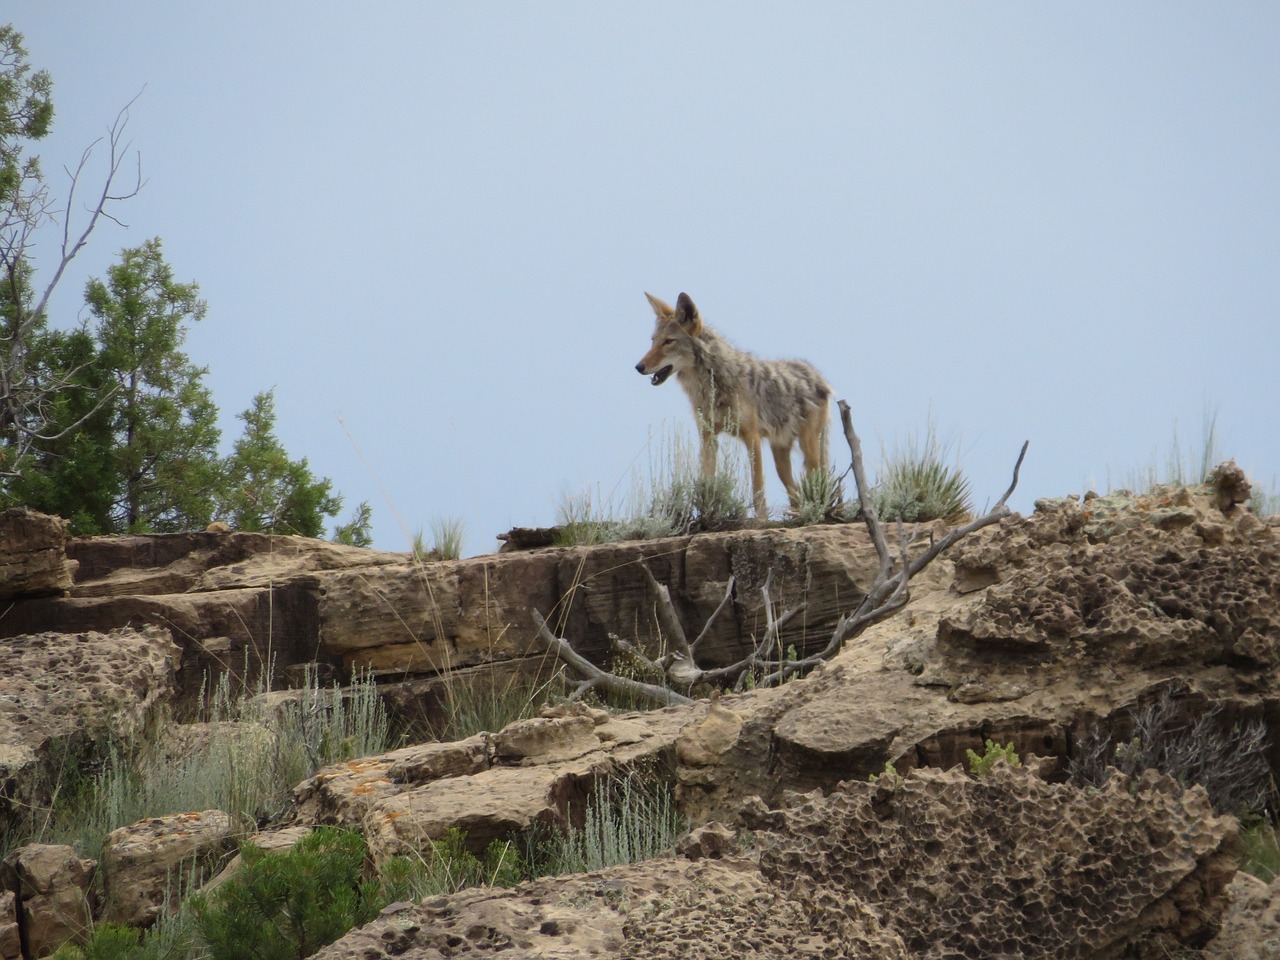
xmin=675 ymin=292 xmax=703 ymax=336
xmin=645 ymin=292 xmax=674 ymax=318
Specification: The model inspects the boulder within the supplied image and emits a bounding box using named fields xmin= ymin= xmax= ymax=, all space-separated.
xmin=293 ymin=710 xmax=692 ymax=864
xmin=100 ymin=810 xmax=235 ymax=927
xmin=0 ymin=891 xmax=18 ymax=960
xmin=0 ymin=843 xmax=94 ymax=958
xmin=0 ymin=508 xmax=73 ymax=600
xmin=312 ymin=854 xmax=909 ymax=960
xmin=749 ymin=765 xmax=1237 ymax=958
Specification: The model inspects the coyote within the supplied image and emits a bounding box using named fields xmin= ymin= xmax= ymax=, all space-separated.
xmin=635 ymin=292 xmax=831 ymax=519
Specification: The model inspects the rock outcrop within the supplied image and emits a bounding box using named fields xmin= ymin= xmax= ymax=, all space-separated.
xmin=100 ymin=810 xmax=234 ymax=928
xmin=0 ymin=469 xmax=1278 ymax=957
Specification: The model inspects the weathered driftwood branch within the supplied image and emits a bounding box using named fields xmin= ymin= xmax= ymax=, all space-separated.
xmin=531 ymin=609 xmax=694 ymax=706
xmin=531 ymin=400 xmax=1028 ymax=702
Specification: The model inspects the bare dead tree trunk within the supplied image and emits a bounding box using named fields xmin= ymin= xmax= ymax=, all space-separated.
xmin=532 ymin=401 xmax=1028 ymax=704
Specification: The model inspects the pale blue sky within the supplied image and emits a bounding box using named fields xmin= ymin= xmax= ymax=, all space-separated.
xmin=10 ymin=3 xmax=1280 ymax=553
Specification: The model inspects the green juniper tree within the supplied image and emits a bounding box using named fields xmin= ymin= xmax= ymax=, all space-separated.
xmin=216 ymin=389 xmax=343 ymax=538
xmin=3 ymin=320 xmax=116 ymax=532
xmin=1 ymin=27 xmax=367 ymax=542
xmin=86 ymin=237 xmax=221 ymax=531
xmin=332 ymin=499 xmax=374 ymax=547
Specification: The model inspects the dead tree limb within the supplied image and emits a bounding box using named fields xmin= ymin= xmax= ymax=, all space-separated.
xmin=531 ymin=400 xmax=1028 ymax=701
xmin=1 ymin=92 xmax=144 ymax=471
xmin=531 ymin=609 xmax=693 ymax=707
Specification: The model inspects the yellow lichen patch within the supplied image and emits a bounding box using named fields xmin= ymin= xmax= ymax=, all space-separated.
xmin=351 ymin=778 xmax=393 ymax=795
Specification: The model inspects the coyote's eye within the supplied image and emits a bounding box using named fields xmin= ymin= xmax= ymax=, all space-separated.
xmin=662 ymin=338 xmax=675 ymax=346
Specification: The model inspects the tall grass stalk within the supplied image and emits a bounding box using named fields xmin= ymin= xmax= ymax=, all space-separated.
xmin=411 ymin=517 xmax=466 ymax=561
xmin=1250 ymin=478 xmax=1279 ymax=517
xmin=556 ymin=421 xmax=751 ymax=545
xmin=1112 ymin=408 xmax=1223 ymax=493
xmin=432 ymin=668 xmax=561 ymax=743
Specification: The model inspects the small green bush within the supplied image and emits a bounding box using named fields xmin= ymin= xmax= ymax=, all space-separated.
xmin=868 ymin=761 xmax=902 ymax=784
xmin=190 ymin=827 xmax=381 ymax=960
xmin=49 ymin=924 xmax=143 ymax=960
xmin=966 ymin=740 xmax=1020 ymax=777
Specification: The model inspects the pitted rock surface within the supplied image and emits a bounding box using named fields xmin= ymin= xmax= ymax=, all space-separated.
xmin=750 ymin=765 xmax=1237 ymax=959
xmin=310 ymin=855 xmax=909 ymax=960
xmin=0 ymin=626 xmax=181 ymax=828
xmin=309 ymin=765 xmax=1234 ymax=959
xmin=1204 ymin=872 xmax=1280 ymax=960
xmin=933 ymin=480 xmax=1280 ymax=687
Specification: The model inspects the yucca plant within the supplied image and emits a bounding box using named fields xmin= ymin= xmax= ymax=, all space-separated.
xmin=872 ymin=424 xmax=972 ymax=524
xmin=793 ymin=467 xmax=844 ymax=525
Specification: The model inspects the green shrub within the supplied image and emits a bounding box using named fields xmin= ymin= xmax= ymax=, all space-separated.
xmin=868 ymin=761 xmax=902 ymax=784
xmin=966 ymin=740 xmax=1020 ymax=777
xmin=873 ymin=448 xmax=972 ymax=524
xmin=190 ymin=827 xmax=381 ymax=960
xmin=49 ymin=924 xmax=143 ymax=960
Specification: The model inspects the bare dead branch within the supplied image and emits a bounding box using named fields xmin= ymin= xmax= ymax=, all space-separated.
xmin=689 ymin=574 xmax=735 ymax=658
xmin=0 ymin=90 xmax=145 ymax=469
xmin=531 ymin=608 xmax=694 ymax=707
xmin=32 ymin=91 xmax=146 ymax=324
xmin=839 ymin=400 xmax=894 ymax=580
xmin=640 ymin=563 xmax=691 ymax=659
